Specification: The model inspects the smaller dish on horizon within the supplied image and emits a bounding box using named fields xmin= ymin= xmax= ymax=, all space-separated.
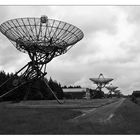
xmin=114 ymin=89 xmax=121 ymax=93
xmin=89 ymin=73 xmax=113 ymax=85
xmin=106 ymin=83 xmax=118 ymax=91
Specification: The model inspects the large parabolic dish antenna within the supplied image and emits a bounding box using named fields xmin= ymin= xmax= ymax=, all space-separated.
xmin=0 ymin=16 xmax=83 ymax=56
xmin=89 ymin=73 xmax=113 ymax=91
xmin=0 ymin=16 xmax=84 ymax=103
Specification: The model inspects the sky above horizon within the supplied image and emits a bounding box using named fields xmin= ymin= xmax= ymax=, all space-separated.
xmin=0 ymin=6 xmax=140 ymax=95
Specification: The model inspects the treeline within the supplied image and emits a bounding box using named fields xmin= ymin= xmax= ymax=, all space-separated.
xmin=0 ymin=71 xmax=15 ymax=98
xmin=62 ymin=85 xmax=81 ymax=88
xmin=131 ymin=91 xmax=140 ymax=104
xmin=0 ymin=71 xmax=64 ymax=101
xmin=47 ymin=77 xmax=64 ymax=100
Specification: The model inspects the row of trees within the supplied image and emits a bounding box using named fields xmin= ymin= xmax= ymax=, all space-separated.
xmin=62 ymin=85 xmax=81 ymax=88
xmin=47 ymin=77 xmax=64 ymax=99
xmin=0 ymin=71 xmax=64 ymax=101
xmin=131 ymin=91 xmax=140 ymax=104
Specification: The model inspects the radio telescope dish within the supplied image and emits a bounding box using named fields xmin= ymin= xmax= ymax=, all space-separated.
xmin=89 ymin=74 xmax=113 ymax=98
xmin=114 ymin=89 xmax=121 ymax=98
xmin=0 ymin=16 xmax=84 ymax=103
xmin=106 ymin=84 xmax=118 ymax=91
xmin=90 ymin=78 xmax=113 ymax=85
xmin=114 ymin=89 xmax=120 ymax=93
xmin=106 ymin=83 xmax=118 ymax=97
xmin=0 ymin=16 xmax=83 ymax=55
xmin=89 ymin=73 xmax=113 ymax=90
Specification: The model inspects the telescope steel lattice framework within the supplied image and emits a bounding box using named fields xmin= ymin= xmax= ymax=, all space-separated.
xmin=89 ymin=73 xmax=113 ymax=91
xmin=0 ymin=16 xmax=84 ymax=103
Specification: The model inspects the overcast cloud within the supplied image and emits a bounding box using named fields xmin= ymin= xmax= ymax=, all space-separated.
xmin=0 ymin=6 xmax=140 ymax=95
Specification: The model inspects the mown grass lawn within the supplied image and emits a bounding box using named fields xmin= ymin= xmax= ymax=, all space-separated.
xmin=0 ymin=98 xmax=134 ymax=134
xmin=0 ymin=98 xmax=118 ymax=134
xmin=0 ymin=103 xmax=82 ymax=134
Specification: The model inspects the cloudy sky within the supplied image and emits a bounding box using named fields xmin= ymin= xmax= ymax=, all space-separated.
xmin=0 ymin=6 xmax=140 ymax=95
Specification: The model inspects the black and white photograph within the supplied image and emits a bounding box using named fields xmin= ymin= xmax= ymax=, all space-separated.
xmin=0 ymin=5 xmax=140 ymax=135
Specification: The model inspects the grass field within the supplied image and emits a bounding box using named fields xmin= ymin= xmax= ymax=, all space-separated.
xmin=9 ymin=98 xmax=119 ymax=108
xmin=0 ymin=97 xmax=140 ymax=134
xmin=0 ymin=98 xmax=119 ymax=134
xmin=0 ymin=102 xmax=81 ymax=134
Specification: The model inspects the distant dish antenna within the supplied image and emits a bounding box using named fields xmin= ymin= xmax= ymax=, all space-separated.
xmin=90 ymin=73 xmax=113 ymax=91
xmin=0 ymin=16 xmax=84 ymax=103
xmin=106 ymin=83 xmax=118 ymax=96
xmin=114 ymin=89 xmax=121 ymax=98
xmin=114 ymin=89 xmax=121 ymax=94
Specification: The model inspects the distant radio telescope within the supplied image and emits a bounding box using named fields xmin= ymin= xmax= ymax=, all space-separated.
xmin=106 ymin=83 xmax=118 ymax=95
xmin=90 ymin=73 xmax=113 ymax=91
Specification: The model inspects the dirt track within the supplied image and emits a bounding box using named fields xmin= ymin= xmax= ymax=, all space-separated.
xmin=71 ymin=98 xmax=125 ymax=123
